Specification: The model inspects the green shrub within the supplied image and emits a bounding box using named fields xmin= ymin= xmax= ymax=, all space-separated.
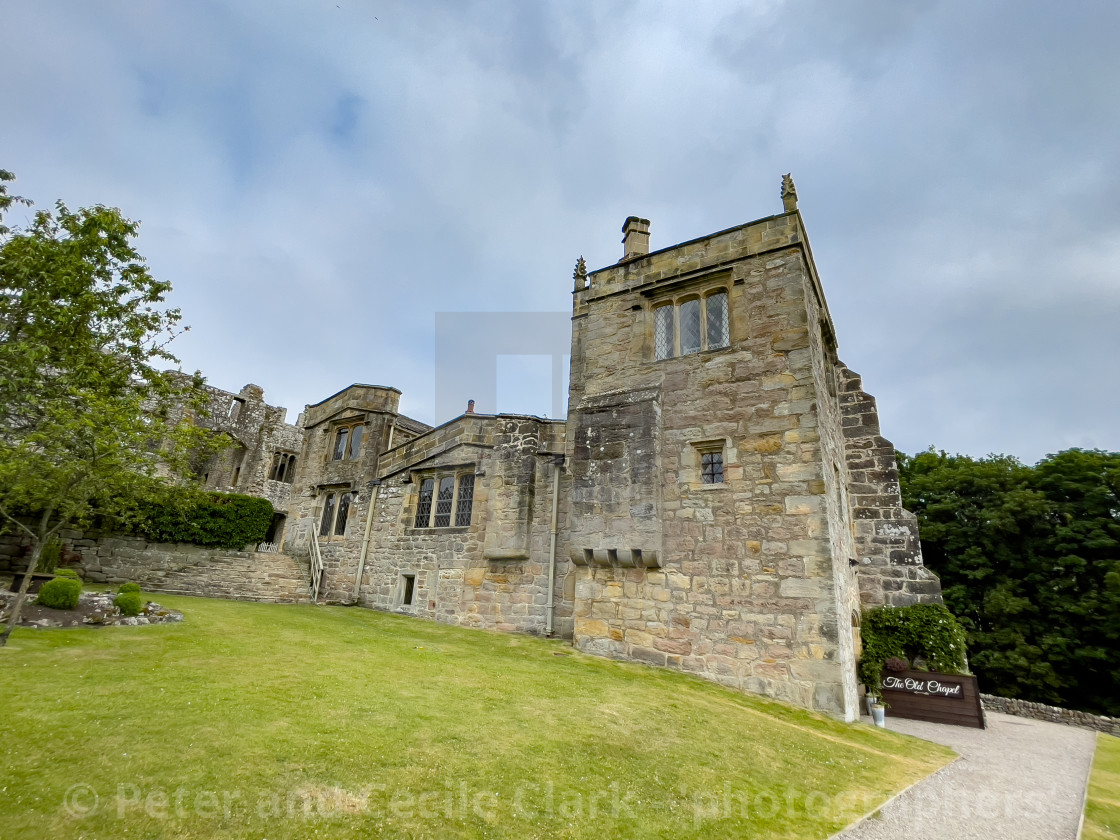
xmin=37 ymin=577 xmax=82 ymax=610
xmin=138 ymin=490 xmax=273 ymax=549
xmin=114 ymin=592 xmax=143 ymax=616
xmin=858 ymin=603 xmax=968 ymax=699
xmin=118 ymin=582 xmax=141 ymax=594
xmin=54 ymin=568 xmax=80 ymax=578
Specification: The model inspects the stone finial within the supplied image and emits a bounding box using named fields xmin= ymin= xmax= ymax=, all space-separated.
xmin=573 ymin=256 xmax=587 ymax=291
xmin=781 ymin=173 xmax=798 ymax=212
xmin=466 ymin=399 xmax=475 ymax=414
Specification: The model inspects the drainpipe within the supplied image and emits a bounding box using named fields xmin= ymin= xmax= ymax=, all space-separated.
xmin=354 ymin=478 xmax=381 ymax=603
xmin=546 ymin=456 xmax=562 ymax=636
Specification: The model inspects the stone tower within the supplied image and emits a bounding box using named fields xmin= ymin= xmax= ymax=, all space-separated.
xmin=562 ymin=179 xmax=939 ymax=720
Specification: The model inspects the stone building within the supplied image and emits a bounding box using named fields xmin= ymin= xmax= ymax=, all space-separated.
xmin=176 ymin=179 xmax=942 ymax=721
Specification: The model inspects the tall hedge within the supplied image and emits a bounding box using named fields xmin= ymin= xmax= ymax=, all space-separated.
xmin=138 ymin=491 xmax=273 ymax=549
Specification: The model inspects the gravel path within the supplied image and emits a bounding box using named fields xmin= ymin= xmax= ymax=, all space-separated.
xmin=835 ymin=711 xmax=1096 ymax=840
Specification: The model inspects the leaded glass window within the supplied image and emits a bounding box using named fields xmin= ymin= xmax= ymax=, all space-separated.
xmin=319 ymin=493 xmax=336 ymax=536
xmin=680 ymin=298 xmax=701 ymax=355
xmin=332 ymin=428 xmax=349 ymax=461
xmin=654 ymin=305 xmax=674 ymax=360
xmin=415 ymin=478 xmax=434 ymax=527
xmin=433 ymin=476 xmax=455 ymax=527
xmin=348 ymin=425 xmax=364 ymax=460
xmin=701 ymin=451 xmax=724 ymax=484
xmin=455 ymin=474 xmax=475 ymax=526
xmin=335 ymin=492 xmax=354 ymax=535
xmin=706 ymin=291 xmax=729 ymax=349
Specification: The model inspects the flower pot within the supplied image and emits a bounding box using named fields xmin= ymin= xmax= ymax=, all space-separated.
xmin=870 ymin=703 xmax=886 ymax=727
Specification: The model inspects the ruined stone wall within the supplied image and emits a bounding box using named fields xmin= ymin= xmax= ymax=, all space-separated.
xmin=566 ymin=212 xmax=860 ymax=719
xmin=838 ymin=366 xmax=943 ymax=607
xmin=188 ymin=382 xmax=303 ymax=506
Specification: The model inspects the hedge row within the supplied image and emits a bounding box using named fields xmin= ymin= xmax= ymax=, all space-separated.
xmin=136 ymin=491 xmax=273 ymax=550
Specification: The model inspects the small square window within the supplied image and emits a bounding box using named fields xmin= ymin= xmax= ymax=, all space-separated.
xmin=701 ymin=451 xmax=724 ymax=484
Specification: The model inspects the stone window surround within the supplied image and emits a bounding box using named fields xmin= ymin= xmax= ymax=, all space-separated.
xmin=409 ymin=468 xmax=477 ymax=530
xmin=396 ymin=570 xmax=419 ymax=609
xmin=327 ymin=417 xmax=367 ymax=462
xmin=649 ymin=285 xmax=731 ymax=360
xmin=316 ymin=485 xmax=356 ymax=539
xmin=268 ymin=451 xmax=297 ymax=484
xmin=685 ymin=438 xmax=732 ymax=490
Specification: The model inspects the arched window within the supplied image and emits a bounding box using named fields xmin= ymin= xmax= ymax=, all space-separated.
xmin=348 ymin=425 xmax=363 ymax=460
xmin=332 ymin=428 xmax=349 ymax=461
xmin=654 ymin=305 xmax=674 ymax=360
xmin=705 ymin=291 xmax=729 ymax=349
xmin=679 ymin=298 xmax=702 ymax=355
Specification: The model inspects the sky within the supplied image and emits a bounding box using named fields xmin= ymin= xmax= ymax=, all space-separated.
xmin=4 ymin=0 xmax=1118 ymax=465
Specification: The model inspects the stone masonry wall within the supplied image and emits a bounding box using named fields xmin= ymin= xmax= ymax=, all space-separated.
xmin=981 ymin=694 xmax=1120 ymax=737
xmin=348 ymin=415 xmax=573 ymax=638
xmin=838 ymin=366 xmax=943 ymax=607
xmin=566 ymin=212 xmax=860 ymax=719
xmin=0 ymin=531 xmax=310 ymax=604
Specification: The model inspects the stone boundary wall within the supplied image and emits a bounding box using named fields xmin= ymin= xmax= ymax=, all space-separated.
xmin=980 ymin=693 xmax=1120 ymax=737
xmin=0 ymin=531 xmax=311 ymax=604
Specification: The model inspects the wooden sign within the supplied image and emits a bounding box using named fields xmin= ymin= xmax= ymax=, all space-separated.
xmin=879 ymin=669 xmax=986 ymax=729
xmin=882 ymin=674 xmax=964 ymax=699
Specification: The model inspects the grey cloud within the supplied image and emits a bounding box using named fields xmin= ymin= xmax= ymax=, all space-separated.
xmin=4 ymin=0 xmax=1117 ymax=461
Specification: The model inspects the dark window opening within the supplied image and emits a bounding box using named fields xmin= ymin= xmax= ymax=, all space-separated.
xmin=701 ymin=451 xmax=724 ymax=484
xmin=335 ymin=491 xmax=354 ymax=536
xmin=264 ymin=513 xmax=286 ymax=543
xmin=269 ymin=452 xmax=297 ymax=483
xmin=415 ymin=478 xmax=434 ymax=527
xmin=401 ymin=574 xmax=416 ymax=607
xmin=455 ymin=474 xmax=475 ymax=526
xmin=319 ymin=493 xmax=336 ymax=537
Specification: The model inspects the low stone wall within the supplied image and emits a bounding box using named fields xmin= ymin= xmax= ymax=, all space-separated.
xmin=981 ymin=693 xmax=1120 ymax=737
xmin=0 ymin=531 xmax=311 ymax=604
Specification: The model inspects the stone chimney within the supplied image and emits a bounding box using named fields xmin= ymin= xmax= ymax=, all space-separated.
xmin=621 ymin=216 xmax=650 ymax=261
xmin=466 ymin=399 xmax=475 ymax=414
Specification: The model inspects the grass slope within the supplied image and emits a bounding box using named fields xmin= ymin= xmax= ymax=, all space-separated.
xmin=0 ymin=594 xmax=953 ymax=839
xmin=1085 ymin=734 xmax=1120 ymax=840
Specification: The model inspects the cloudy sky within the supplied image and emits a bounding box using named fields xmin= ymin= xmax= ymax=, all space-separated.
xmin=4 ymin=0 xmax=1118 ymax=464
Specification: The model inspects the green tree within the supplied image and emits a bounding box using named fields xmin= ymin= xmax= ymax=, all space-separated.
xmin=899 ymin=447 xmax=1120 ymax=715
xmin=0 ymin=170 xmax=209 ymax=645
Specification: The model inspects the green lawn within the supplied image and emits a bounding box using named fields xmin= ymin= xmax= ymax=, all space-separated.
xmin=0 ymin=594 xmax=953 ymax=839
xmin=1085 ymin=734 xmax=1120 ymax=840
